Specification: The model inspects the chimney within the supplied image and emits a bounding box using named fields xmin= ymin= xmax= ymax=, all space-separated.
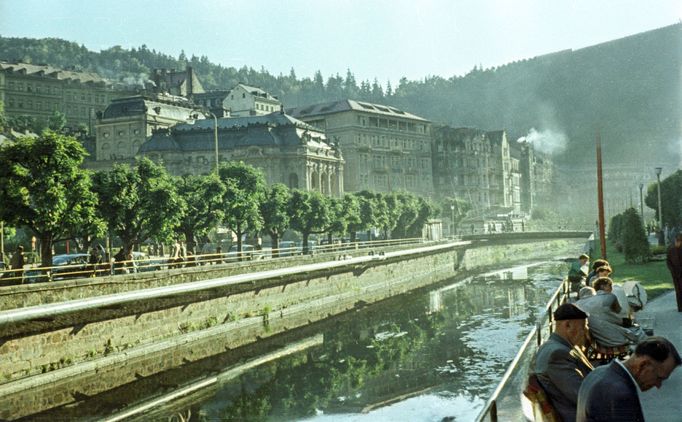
xmin=186 ymin=66 xmax=194 ymax=98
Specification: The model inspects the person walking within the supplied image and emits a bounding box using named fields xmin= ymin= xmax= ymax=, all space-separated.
xmin=577 ymin=336 xmax=681 ymax=422
xmin=9 ymin=245 xmax=25 ymax=282
xmin=665 ymin=233 xmax=682 ymax=312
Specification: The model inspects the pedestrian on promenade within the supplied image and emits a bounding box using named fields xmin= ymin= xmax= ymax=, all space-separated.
xmin=576 ymin=336 xmax=681 ymax=422
xmin=9 ymin=245 xmax=25 ymax=282
xmin=568 ymin=254 xmax=590 ymax=295
xmin=534 ymin=303 xmax=593 ymax=422
xmin=585 ymin=259 xmax=609 ymax=287
xmin=665 ymin=233 xmax=682 ymax=312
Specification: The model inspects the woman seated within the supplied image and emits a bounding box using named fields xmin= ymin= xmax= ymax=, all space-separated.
xmin=576 ymin=276 xmax=647 ymax=349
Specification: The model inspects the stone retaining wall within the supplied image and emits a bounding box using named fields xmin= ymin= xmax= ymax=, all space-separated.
xmin=0 ymin=238 xmax=581 ymax=419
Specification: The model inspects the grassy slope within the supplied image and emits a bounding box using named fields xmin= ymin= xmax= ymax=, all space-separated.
xmin=600 ymin=242 xmax=672 ymax=300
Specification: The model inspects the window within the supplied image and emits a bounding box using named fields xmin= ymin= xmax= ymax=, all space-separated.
xmin=242 ymin=93 xmax=245 ymax=98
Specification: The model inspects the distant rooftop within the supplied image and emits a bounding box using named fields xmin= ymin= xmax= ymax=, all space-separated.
xmin=0 ymin=61 xmax=110 ymax=85
xmin=288 ymin=99 xmax=429 ymax=122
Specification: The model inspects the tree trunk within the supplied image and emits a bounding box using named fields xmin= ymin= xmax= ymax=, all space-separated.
xmin=350 ymin=231 xmax=357 ymax=243
xmin=270 ymin=231 xmax=279 ymax=258
xmin=39 ymin=233 xmax=53 ymax=269
xmin=236 ymin=224 xmax=243 ymax=261
xmin=184 ymin=230 xmax=196 ymax=255
xmin=302 ymin=232 xmax=310 ymax=255
xmin=327 ymin=232 xmax=333 ymax=244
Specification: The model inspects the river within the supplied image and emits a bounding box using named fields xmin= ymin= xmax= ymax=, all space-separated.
xmin=27 ymin=259 xmax=568 ymax=422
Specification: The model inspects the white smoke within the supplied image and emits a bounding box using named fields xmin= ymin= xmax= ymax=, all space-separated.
xmin=517 ymin=127 xmax=568 ymax=156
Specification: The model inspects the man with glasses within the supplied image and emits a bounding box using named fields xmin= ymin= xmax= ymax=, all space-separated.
xmin=576 ymin=336 xmax=681 ymax=421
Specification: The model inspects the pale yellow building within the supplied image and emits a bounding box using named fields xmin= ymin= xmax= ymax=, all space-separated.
xmin=288 ymin=100 xmax=433 ymax=196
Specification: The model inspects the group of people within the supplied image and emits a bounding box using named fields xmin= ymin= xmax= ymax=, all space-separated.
xmin=529 ymin=252 xmax=682 ymax=421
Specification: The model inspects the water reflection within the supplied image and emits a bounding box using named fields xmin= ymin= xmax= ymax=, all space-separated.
xmin=30 ymin=261 xmax=566 ymax=422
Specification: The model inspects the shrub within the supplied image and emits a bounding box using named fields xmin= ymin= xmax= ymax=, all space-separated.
xmin=620 ymin=208 xmax=650 ymax=263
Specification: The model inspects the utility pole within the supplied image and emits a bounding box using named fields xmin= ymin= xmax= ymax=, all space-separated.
xmin=596 ymin=130 xmax=607 ymax=259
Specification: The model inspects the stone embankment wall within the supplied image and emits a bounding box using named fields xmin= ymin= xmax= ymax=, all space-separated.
xmin=0 ymin=237 xmax=582 ymax=418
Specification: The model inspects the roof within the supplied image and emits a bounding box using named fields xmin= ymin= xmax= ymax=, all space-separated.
xmin=0 ymin=61 xmax=110 ymax=85
xmin=139 ymin=112 xmax=335 ymax=154
xmin=287 ymin=99 xmax=429 ymax=122
xmin=486 ymin=130 xmax=507 ymax=145
xmin=101 ymin=95 xmax=196 ymax=121
xmin=230 ymin=83 xmax=279 ymax=101
xmin=174 ymin=112 xmax=319 ymax=132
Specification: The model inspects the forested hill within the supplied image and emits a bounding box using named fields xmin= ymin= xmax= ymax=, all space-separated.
xmin=1 ymin=23 xmax=680 ymax=165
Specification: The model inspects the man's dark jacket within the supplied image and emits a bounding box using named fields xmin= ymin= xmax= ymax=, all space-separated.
xmin=576 ymin=360 xmax=643 ymax=421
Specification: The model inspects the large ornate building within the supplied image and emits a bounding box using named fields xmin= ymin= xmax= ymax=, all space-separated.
xmin=288 ymin=100 xmax=433 ymax=196
xmin=0 ymin=61 xmax=132 ymax=133
xmin=90 ymin=93 xmax=200 ymax=170
xmin=432 ymin=127 xmax=520 ymax=212
xmin=138 ymin=112 xmax=344 ymax=196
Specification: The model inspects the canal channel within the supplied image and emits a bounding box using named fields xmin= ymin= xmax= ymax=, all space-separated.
xmin=23 ymin=258 xmax=569 ymax=421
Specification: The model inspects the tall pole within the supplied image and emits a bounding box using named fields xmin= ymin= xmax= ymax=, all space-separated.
xmin=639 ymin=183 xmax=644 ymax=223
xmin=596 ymin=130 xmax=607 ymax=259
xmin=655 ymin=167 xmax=663 ymax=245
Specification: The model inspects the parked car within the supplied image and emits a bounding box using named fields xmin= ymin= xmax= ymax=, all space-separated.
xmin=225 ymin=244 xmax=256 ymax=262
xmin=132 ymin=251 xmax=164 ymax=272
xmin=51 ymin=253 xmax=91 ymax=280
xmin=276 ymin=241 xmax=298 ymax=257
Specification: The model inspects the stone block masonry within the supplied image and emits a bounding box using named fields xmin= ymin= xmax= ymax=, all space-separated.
xmin=0 ymin=238 xmax=583 ymax=419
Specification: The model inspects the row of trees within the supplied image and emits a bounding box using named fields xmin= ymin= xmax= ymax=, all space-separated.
xmin=0 ymin=131 xmax=445 ymax=268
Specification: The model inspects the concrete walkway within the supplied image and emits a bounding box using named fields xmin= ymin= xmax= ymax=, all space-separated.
xmin=637 ymin=291 xmax=682 ymax=421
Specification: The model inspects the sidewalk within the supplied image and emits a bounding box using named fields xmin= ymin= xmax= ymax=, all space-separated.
xmin=637 ymin=291 xmax=682 ymax=421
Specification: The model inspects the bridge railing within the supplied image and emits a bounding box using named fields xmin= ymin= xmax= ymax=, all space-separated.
xmin=475 ymin=277 xmax=571 ymax=422
xmin=0 ymin=237 xmax=427 ymax=286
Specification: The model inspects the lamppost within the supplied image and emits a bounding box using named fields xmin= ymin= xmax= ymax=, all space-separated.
xmin=655 ymin=167 xmax=663 ymax=245
xmin=638 ymin=183 xmax=644 ymax=223
xmin=450 ymin=204 xmax=455 ymax=238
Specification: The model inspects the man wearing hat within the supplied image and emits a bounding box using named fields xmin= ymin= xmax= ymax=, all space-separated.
xmin=534 ymin=303 xmax=593 ymax=422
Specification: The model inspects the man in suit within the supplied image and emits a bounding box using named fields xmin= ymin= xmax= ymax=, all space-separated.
xmin=535 ymin=303 xmax=593 ymax=422
xmin=577 ymin=336 xmax=681 ymax=421
xmin=666 ymin=233 xmax=682 ymax=312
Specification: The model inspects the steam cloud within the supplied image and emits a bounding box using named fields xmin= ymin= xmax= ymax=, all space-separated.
xmin=517 ymin=128 xmax=568 ymax=155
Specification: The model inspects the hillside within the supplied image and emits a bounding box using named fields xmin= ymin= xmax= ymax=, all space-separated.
xmin=1 ymin=23 xmax=680 ymax=167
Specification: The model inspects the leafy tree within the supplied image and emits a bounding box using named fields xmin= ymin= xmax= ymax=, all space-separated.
xmin=47 ymin=110 xmax=67 ymax=132
xmin=407 ymin=197 xmax=439 ymax=237
xmin=324 ymin=196 xmax=348 ymax=244
xmin=219 ymin=162 xmax=266 ymax=253
xmin=0 ymin=131 xmax=102 ymax=267
xmin=0 ymin=100 xmax=7 ymax=131
xmin=620 ymin=207 xmax=650 ymax=263
xmin=355 ymin=190 xmax=388 ymax=240
xmin=7 ymin=115 xmax=42 ymax=134
xmin=645 ymin=170 xmax=682 ymax=230
xmin=288 ymin=190 xmax=332 ymax=254
xmin=93 ymin=158 xmax=184 ymax=255
xmin=393 ymin=192 xmax=420 ymax=238
xmin=260 ymin=183 xmax=291 ymax=257
xmin=345 ymin=193 xmax=370 ymax=243
xmin=176 ymin=173 xmax=225 ymax=253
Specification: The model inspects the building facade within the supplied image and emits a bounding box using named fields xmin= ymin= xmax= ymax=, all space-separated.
xmin=432 ymin=126 xmax=523 ymax=213
xmin=138 ymin=112 xmax=344 ymax=196
xmin=219 ymin=84 xmax=282 ymax=117
xmin=0 ymin=61 xmax=131 ymax=133
xmin=288 ymin=99 xmax=433 ymax=196
xmin=91 ymin=93 xmax=200 ymax=169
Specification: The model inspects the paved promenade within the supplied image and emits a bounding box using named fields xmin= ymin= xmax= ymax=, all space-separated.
xmin=637 ymin=291 xmax=682 ymax=421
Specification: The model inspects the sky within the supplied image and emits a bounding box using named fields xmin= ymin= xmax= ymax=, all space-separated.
xmin=0 ymin=0 xmax=680 ymax=84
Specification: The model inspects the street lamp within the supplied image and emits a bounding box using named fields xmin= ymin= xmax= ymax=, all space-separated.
xmin=638 ymin=183 xmax=644 ymax=222
xmin=655 ymin=167 xmax=663 ymax=245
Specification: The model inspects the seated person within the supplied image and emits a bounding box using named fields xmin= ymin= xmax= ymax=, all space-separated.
xmin=576 ymin=277 xmax=647 ymax=348
xmin=568 ymin=254 xmax=590 ymax=293
xmin=534 ymin=303 xmax=593 ymax=422
xmin=585 ymin=259 xmax=610 ymax=287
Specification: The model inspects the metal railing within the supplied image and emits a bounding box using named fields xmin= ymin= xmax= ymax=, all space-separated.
xmin=475 ymin=278 xmax=570 ymax=422
xmin=0 ymin=238 xmax=427 ymax=286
